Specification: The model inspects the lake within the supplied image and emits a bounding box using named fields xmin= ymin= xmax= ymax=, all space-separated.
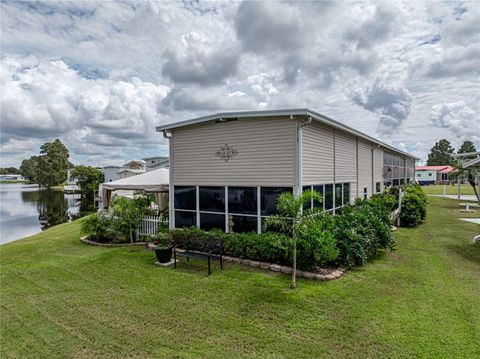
xmin=0 ymin=183 xmax=80 ymax=245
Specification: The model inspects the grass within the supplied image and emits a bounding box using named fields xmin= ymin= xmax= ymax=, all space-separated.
xmin=1 ymin=197 xmax=479 ymax=358
xmin=421 ymin=183 xmax=476 ymax=195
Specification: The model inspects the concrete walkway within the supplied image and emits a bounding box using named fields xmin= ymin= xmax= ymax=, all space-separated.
xmin=460 ymin=218 xmax=480 ymax=225
xmin=428 ymin=194 xmax=478 ymax=202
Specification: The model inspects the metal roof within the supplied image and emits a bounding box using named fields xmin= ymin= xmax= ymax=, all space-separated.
xmin=156 ymin=108 xmax=418 ymax=159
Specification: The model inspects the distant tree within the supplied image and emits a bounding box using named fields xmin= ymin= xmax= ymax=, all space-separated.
xmin=19 ymin=156 xmax=39 ymax=182
xmin=0 ymin=167 xmax=19 ymax=175
xmin=71 ymin=166 xmax=104 ymax=213
xmin=457 ymin=141 xmax=477 ymax=159
xmin=426 ymin=139 xmax=455 ymax=166
xmin=36 ymin=139 xmax=70 ymax=188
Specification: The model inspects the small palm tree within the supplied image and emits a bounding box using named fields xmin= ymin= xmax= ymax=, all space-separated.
xmin=264 ymin=189 xmax=323 ymax=289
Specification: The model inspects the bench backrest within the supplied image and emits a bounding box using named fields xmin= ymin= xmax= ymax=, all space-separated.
xmin=174 ymin=230 xmax=223 ymax=254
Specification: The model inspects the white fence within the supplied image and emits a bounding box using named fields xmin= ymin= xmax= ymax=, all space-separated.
xmin=136 ymin=215 xmax=167 ymax=238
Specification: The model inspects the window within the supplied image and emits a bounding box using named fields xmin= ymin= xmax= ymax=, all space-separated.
xmin=174 ymin=186 xmax=196 ymax=210
xmin=200 ymin=213 xmax=225 ymax=232
xmin=335 ymin=183 xmax=342 ymax=208
xmin=199 ymin=186 xmax=225 ymax=213
xmin=363 ymin=187 xmax=367 ymax=199
xmin=175 ymin=210 xmax=196 ymax=228
xmin=230 ymin=215 xmax=257 ymax=233
xmin=313 ymin=185 xmax=324 ymax=208
xmin=376 ymin=182 xmax=381 ymax=193
xmin=303 ymin=185 xmax=313 ymax=209
xmin=325 ymin=184 xmax=333 ymax=210
xmin=261 ymin=187 xmax=292 ymax=216
xmin=228 ymin=187 xmax=256 ymax=215
xmin=393 ymin=179 xmax=399 ymax=186
xmin=343 ymin=183 xmax=350 ymax=205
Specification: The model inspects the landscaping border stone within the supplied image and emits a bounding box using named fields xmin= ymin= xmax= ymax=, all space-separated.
xmin=80 ymin=236 xmax=147 ymax=247
xmin=222 ymin=255 xmax=345 ymax=281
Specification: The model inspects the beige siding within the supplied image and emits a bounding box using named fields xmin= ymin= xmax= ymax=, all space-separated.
xmin=334 ymin=130 xmax=357 ymax=182
xmin=358 ymin=139 xmax=373 ymax=198
xmin=302 ymin=122 xmax=334 ymax=185
xmin=334 ymin=130 xmax=357 ymax=201
xmin=172 ymin=118 xmax=296 ymax=186
xmin=373 ymin=148 xmax=384 ymax=193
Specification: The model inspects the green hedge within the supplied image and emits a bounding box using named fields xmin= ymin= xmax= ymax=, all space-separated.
xmin=168 ymin=193 xmax=400 ymax=270
xmin=400 ymin=184 xmax=428 ymax=226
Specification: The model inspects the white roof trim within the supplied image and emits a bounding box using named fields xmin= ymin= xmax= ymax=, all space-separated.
xmin=156 ymin=108 xmax=418 ymax=159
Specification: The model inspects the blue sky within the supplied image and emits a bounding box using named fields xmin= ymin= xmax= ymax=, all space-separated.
xmin=1 ymin=1 xmax=479 ymax=167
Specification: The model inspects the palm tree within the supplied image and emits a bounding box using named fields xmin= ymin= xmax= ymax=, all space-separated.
xmin=264 ymin=189 xmax=323 ymax=289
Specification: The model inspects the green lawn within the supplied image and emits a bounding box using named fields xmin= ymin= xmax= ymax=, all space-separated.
xmin=1 ymin=197 xmax=479 ymax=358
xmin=421 ymin=183 xmax=476 ymax=195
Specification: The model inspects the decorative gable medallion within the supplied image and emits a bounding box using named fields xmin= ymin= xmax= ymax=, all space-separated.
xmin=215 ymin=144 xmax=238 ymax=162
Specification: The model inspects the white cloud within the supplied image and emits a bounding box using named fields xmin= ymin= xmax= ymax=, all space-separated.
xmin=430 ymin=101 xmax=480 ymax=142
xmin=0 ymin=0 xmax=479 ymax=167
xmin=351 ymin=78 xmax=412 ymax=135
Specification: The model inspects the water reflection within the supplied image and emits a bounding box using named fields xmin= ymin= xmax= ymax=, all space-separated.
xmin=0 ymin=183 xmax=80 ymax=244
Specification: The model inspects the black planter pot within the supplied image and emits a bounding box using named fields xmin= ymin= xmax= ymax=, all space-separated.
xmin=155 ymin=246 xmax=172 ymax=263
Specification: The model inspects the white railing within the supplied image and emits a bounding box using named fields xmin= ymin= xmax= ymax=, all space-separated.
xmin=136 ymin=215 xmax=167 ymax=238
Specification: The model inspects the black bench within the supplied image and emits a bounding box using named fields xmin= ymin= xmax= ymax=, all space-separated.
xmin=173 ymin=236 xmax=223 ymax=275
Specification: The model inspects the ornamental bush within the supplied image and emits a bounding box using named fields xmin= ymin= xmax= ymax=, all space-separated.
xmin=332 ymin=202 xmax=395 ymax=267
xmin=400 ymin=184 xmax=428 ymax=227
xmin=168 ymin=194 xmax=400 ymax=270
xmin=294 ymin=215 xmax=339 ymax=270
xmin=81 ymin=212 xmax=112 ymax=242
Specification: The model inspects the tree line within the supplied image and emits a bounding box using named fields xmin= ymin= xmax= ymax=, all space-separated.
xmin=426 ymin=140 xmax=477 ymax=166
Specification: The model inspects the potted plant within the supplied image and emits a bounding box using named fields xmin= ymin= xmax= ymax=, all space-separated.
xmin=155 ymin=232 xmax=173 ymax=263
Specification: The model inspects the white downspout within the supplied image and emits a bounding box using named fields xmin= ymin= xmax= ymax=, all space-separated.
xmin=296 ymin=116 xmax=312 ymax=198
xmin=163 ymin=130 xmax=174 ymax=229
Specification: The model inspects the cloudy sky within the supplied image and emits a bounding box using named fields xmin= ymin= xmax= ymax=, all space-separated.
xmin=1 ymin=0 xmax=479 ymax=167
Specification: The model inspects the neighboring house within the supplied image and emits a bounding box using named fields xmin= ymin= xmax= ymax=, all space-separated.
xmin=103 ymin=161 xmax=146 ymax=182
xmin=156 ymin=108 xmax=417 ymax=233
xmin=415 ymin=166 xmax=455 ymax=185
xmin=123 ymin=160 xmax=145 ymax=171
xmin=103 ymin=166 xmax=128 ymax=183
xmin=0 ymin=174 xmax=25 ymax=181
xmin=144 ymin=156 xmax=169 ymax=171
xmin=117 ymin=168 xmax=145 ymax=179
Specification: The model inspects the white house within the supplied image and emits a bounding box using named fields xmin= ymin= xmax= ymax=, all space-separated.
xmin=144 ymin=156 xmax=169 ymax=172
xmin=102 ymin=160 xmax=146 ymax=182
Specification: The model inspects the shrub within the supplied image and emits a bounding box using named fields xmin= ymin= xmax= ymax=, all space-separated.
xmin=81 ymin=213 xmax=112 ymax=242
xmin=332 ymin=203 xmax=394 ymax=267
xmin=156 ymin=232 xmax=173 ymax=249
xmin=111 ymin=197 xmax=143 ymax=243
xmin=400 ymin=185 xmax=428 ymax=227
xmin=294 ymin=217 xmax=339 ymax=270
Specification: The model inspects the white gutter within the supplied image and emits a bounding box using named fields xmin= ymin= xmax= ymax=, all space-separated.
xmin=163 ymin=130 xmax=174 ymax=229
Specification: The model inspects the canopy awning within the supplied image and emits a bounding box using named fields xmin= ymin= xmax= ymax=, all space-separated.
xmin=102 ymin=168 xmax=169 ymax=192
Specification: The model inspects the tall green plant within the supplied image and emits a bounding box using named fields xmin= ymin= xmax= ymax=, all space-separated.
xmin=264 ymin=189 xmax=322 ymax=289
xmin=71 ymin=165 xmax=104 ymax=213
xmin=111 ymin=197 xmax=143 ymax=243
